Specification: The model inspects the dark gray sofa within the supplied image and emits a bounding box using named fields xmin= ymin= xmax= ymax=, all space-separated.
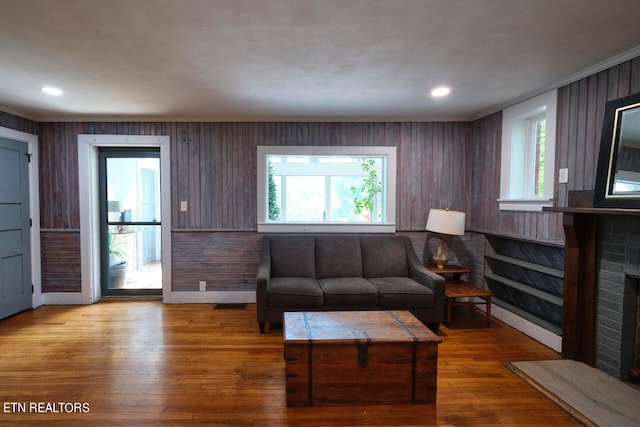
xmin=256 ymin=235 xmax=445 ymax=333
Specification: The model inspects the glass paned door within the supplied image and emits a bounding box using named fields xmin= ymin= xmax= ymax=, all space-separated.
xmin=99 ymin=148 xmax=161 ymax=296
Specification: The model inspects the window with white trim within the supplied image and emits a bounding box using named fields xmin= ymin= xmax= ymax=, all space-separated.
xmin=499 ymin=89 xmax=557 ymax=211
xmin=257 ymin=146 xmax=396 ymax=233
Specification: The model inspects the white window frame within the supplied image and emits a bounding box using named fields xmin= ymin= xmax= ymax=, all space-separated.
xmin=257 ymin=146 xmax=397 ymax=233
xmin=499 ymin=89 xmax=557 ymax=211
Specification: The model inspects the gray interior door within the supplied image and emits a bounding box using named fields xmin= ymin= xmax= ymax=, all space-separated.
xmin=0 ymin=137 xmax=32 ymax=319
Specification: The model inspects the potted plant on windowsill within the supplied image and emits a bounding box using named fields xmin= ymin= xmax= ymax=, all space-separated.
xmin=351 ymin=158 xmax=382 ymax=221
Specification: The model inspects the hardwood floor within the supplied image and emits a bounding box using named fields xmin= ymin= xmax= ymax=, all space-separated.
xmin=0 ymin=300 xmax=581 ymax=426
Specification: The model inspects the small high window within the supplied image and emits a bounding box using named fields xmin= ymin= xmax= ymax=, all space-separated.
xmin=499 ymin=89 xmax=557 ymax=211
xmin=257 ymin=146 xmax=396 ymax=233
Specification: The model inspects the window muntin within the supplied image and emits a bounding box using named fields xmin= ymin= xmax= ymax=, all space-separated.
xmin=257 ymin=146 xmax=396 ymax=233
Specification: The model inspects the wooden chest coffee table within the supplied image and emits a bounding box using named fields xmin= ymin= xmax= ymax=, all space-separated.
xmin=283 ymin=310 xmax=442 ymax=406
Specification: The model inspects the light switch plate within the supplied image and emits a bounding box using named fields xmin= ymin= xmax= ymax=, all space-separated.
xmin=559 ymin=168 xmax=569 ymax=184
xmin=180 ymin=201 xmax=188 ymax=211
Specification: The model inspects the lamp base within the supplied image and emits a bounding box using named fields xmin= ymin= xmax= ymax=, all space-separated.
xmin=432 ymin=236 xmax=449 ymax=269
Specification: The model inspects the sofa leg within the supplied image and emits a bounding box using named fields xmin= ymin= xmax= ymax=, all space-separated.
xmin=428 ymin=322 xmax=440 ymax=334
xmin=259 ymin=322 xmax=266 ymax=334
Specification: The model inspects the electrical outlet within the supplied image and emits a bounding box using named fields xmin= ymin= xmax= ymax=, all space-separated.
xmin=559 ymin=168 xmax=569 ymax=184
xmin=199 ymin=281 xmax=206 ymax=292
xmin=180 ymin=201 xmax=188 ymax=211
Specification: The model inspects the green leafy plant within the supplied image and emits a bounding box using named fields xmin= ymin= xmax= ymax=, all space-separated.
xmin=267 ymin=161 xmax=281 ymax=220
xmin=351 ymin=158 xmax=382 ymax=219
xmin=108 ymin=226 xmax=127 ymax=264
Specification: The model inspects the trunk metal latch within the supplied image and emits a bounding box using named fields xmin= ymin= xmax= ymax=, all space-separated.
xmin=353 ymin=331 xmax=372 ymax=368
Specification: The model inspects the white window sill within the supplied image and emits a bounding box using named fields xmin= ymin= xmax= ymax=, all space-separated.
xmin=497 ymin=198 xmax=553 ymax=212
xmin=257 ymin=222 xmax=396 ymax=233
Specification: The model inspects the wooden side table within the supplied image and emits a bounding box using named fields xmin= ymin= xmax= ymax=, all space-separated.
xmin=427 ymin=265 xmax=493 ymax=327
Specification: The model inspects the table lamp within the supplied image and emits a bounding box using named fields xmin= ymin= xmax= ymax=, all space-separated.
xmin=425 ymin=208 xmax=466 ymax=268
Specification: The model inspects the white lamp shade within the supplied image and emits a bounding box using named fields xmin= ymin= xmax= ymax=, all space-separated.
xmin=425 ymin=208 xmax=466 ymax=236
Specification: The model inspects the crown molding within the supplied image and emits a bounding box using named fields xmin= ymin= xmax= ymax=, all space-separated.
xmin=472 ymin=45 xmax=640 ymax=121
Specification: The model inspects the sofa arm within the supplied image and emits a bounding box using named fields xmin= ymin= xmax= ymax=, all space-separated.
xmin=256 ymin=237 xmax=272 ymax=326
xmin=408 ymin=262 xmax=445 ymax=298
xmin=402 ymin=237 xmax=446 ymax=321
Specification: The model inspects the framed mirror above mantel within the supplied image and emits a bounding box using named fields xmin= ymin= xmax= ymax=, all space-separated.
xmin=594 ymin=91 xmax=640 ymax=208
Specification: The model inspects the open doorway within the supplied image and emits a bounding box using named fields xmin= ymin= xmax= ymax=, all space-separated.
xmin=99 ymin=147 xmax=162 ymax=296
xmin=78 ymin=134 xmax=171 ymax=304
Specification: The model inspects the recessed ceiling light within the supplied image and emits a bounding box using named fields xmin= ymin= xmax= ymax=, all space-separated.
xmin=431 ymin=86 xmax=451 ymax=98
xmin=41 ymin=86 xmax=63 ymax=96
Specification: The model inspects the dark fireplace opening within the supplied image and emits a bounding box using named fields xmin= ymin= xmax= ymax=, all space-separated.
xmin=622 ymin=275 xmax=639 ymax=382
xmin=634 ymin=286 xmax=640 ymax=382
xmin=619 ymin=275 xmax=638 ymax=382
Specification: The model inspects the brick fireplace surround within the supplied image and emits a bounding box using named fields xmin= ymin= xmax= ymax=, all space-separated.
xmin=596 ymin=215 xmax=640 ymax=379
xmin=557 ymin=208 xmax=640 ymax=380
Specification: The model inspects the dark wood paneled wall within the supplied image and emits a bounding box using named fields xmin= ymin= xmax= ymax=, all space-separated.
xmin=468 ymin=57 xmax=640 ymax=244
xmin=35 ymin=121 xmax=470 ymax=292
xmin=3 ymin=55 xmax=640 ymax=294
xmin=37 ymin=122 xmax=471 ymax=231
xmin=169 ymin=122 xmax=471 ymax=231
xmin=39 ymin=122 xmax=80 ymax=229
xmin=469 ymin=112 xmax=565 ymax=242
xmin=0 ymin=111 xmax=37 ymax=135
xmin=558 ymin=57 xmax=640 ymax=201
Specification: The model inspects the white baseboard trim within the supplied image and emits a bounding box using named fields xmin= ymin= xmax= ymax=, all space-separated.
xmin=164 ymin=291 xmax=256 ymax=304
xmin=39 ymin=291 xmax=255 ymax=305
xmin=41 ymin=292 xmax=84 ymax=305
xmin=487 ymin=303 xmax=562 ymax=353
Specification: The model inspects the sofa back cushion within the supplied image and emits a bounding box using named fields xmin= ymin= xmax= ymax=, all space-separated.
xmin=361 ymin=236 xmax=409 ymax=278
xmin=316 ymin=236 xmax=363 ymax=278
xmin=270 ymin=236 xmax=316 ymax=278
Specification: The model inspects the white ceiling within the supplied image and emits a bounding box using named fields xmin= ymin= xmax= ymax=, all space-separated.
xmin=2 ymin=0 xmax=640 ymax=122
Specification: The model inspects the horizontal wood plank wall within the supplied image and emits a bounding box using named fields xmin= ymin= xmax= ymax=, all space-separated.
xmin=33 ymin=121 xmax=471 ymax=293
xmin=172 ymin=231 xmax=263 ymax=291
xmin=401 ymin=231 xmax=485 ymax=287
xmin=40 ymin=230 xmax=81 ymax=292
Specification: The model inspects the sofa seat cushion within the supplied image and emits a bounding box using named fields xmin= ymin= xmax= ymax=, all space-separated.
xmin=319 ymin=277 xmax=379 ymax=307
xmin=268 ymin=277 xmax=323 ymax=307
xmin=368 ymin=277 xmax=434 ymax=308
